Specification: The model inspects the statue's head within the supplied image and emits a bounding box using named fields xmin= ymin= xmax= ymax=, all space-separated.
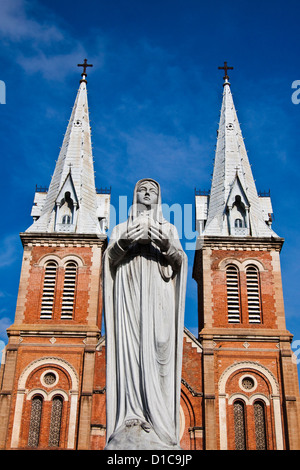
xmin=129 ymin=178 xmax=164 ymax=225
xmin=136 ymin=180 xmax=159 ymax=209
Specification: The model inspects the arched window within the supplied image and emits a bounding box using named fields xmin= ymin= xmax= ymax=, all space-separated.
xmin=235 ymin=218 xmax=243 ymax=228
xmin=62 ymin=215 xmax=71 ymax=224
xmin=28 ymin=396 xmax=43 ymax=447
xmin=234 ymin=400 xmax=246 ymax=450
xmin=254 ymin=401 xmax=267 ymax=450
xmin=61 ymin=262 xmax=77 ymax=319
xmin=230 ymin=195 xmax=248 ymax=233
xmin=48 ymin=396 xmax=63 ymax=447
xmin=60 ymin=192 xmax=73 ymax=224
xmin=226 ymin=265 xmax=241 ymax=323
xmin=40 ymin=261 xmax=58 ymax=319
xmin=246 ymin=265 xmax=262 ymax=323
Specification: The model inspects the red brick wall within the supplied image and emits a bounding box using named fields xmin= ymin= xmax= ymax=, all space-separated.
xmin=180 ymin=335 xmax=203 ymax=450
xmin=210 ymin=249 xmax=277 ymax=329
xmin=6 ymin=346 xmax=85 ymax=449
xmin=193 ymin=243 xmax=297 ymax=449
xmin=91 ymin=344 xmax=106 ymax=450
xmin=23 ymin=245 xmax=95 ymax=325
xmin=225 ymin=368 xmax=278 ymax=450
xmin=18 ymin=364 xmax=72 ymax=448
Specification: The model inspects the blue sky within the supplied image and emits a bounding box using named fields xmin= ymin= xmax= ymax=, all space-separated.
xmin=0 ymin=0 xmax=300 ymax=370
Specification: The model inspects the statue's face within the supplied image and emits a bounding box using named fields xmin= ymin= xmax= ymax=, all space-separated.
xmin=136 ymin=181 xmax=158 ymax=208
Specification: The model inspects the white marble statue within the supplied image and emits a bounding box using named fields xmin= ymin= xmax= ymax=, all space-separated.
xmin=103 ymin=179 xmax=187 ymax=450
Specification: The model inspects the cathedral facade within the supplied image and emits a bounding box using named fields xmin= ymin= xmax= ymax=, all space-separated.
xmin=0 ymin=65 xmax=300 ymax=450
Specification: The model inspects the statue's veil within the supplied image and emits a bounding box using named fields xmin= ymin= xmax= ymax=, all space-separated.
xmin=128 ymin=178 xmax=166 ymax=225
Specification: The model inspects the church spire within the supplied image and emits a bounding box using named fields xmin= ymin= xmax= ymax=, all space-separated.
xmin=199 ymin=64 xmax=278 ymax=238
xmin=27 ymin=60 xmax=107 ymax=235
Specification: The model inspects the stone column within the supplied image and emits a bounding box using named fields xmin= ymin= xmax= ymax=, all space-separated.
xmin=280 ymin=341 xmax=300 ymax=449
xmin=202 ymin=337 xmax=216 ymax=449
xmin=77 ymin=344 xmax=96 ymax=449
xmin=0 ymin=346 xmax=18 ymax=449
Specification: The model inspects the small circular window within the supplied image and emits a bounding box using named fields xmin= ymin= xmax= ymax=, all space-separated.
xmin=239 ymin=374 xmax=257 ymax=392
xmin=41 ymin=370 xmax=58 ymax=387
xmin=241 ymin=377 xmax=255 ymax=390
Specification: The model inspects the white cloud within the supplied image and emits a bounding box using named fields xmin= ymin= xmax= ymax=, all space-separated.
xmin=0 ymin=0 xmax=63 ymax=43
xmin=186 ymin=326 xmax=198 ymax=338
xmin=0 ymin=0 xmax=104 ymax=80
xmin=17 ymin=46 xmax=87 ymax=80
xmin=0 ymin=341 xmax=5 ymax=359
xmin=0 ymin=235 xmax=20 ymax=268
xmin=0 ymin=316 xmax=12 ymax=340
xmin=121 ymin=128 xmax=210 ymax=191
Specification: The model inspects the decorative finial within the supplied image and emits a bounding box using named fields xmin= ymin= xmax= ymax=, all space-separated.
xmin=77 ymin=59 xmax=93 ymax=83
xmin=218 ymin=61 xmax=233 ymax=84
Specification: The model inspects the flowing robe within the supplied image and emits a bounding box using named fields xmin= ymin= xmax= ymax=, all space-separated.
xmin=103 ymin=183 xmax=187 ymax=450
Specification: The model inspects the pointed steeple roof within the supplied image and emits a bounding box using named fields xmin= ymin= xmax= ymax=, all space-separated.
xmin=27 ymin=61 xmax=103 ymax=235
xmin=202 ymin=69 xmax=278 ymax=238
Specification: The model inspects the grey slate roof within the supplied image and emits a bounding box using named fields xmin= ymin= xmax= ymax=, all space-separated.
xmin=202 ymin=79 xmax=279 ymax=238
xmin=27 ymin=79 xmax=104 ymax=235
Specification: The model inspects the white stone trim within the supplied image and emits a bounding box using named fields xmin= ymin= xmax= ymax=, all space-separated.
xmin=10 ymin=389 xmax=26 ymax=449
xmin=37 ymin=253 xmax=84 ymax=267
xmin=243 ymin=259 xmax=266 ymax=271
xmin=18 ymin=357 xmax=79 ymax=389
xmin=218 ymin=258 xmax=243 ymax=271
xmin=179 ymin=405 xmax=185 ymax=441
xmin=218 ymin=258 xmax=266 ymax=272
xmin=228 ymin=392 xmax=270 ymax=406
xmin=26 ymin=389 xmax=48 ymax=400
xmin=68 ymin=390 xmax=79 ymax=449
xmin=26 ymin=388 xmax=69 ymax=402
xmin=183 ymin=330 xmax=202 ymax=353
xmin=228 ymin=393 xmax=249 ymax=405
xmin=219 ymin=361 xmax=279 ymax=395
xmin=37 ymin=254 xmax=61 ymax=267
xmin=48 ymin=389 xmax=69 ymax=401
xmin=249 ymin=393 xmax=270 ymax=406
xmin=61 ymin=254 xmax=84 ymax=267
xmin=219 ymin=393 xmax=227 ymax=446
xmin=272 ymin=395 xmax=284 ymax=450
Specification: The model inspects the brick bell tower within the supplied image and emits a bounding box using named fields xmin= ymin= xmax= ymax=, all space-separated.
xmin=0 ymin=62 xmax=110 ymax=449
xmin=193 ymin=64 xmax=300 ymax=450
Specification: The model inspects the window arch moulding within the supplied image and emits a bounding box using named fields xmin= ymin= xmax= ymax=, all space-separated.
xmin=11 ymin=357 xmax=79 ymax=449
xmin=37 ymin=254 xmax=85 ymax=268
xmin=26 ymin=389 xmax=69 ymax=402
xmin=228 ymin=393 xmax=270 ymax=406
xmin=26 ymin=389 xmax=48 ymax=401
xmin=219 ymin=258 xmax=243 ymax=271
xmin=61 ymin=254 xmax=84 ymax=267
xmin=36 ymin=254 xmax=62 ymax=267
xmin=218 ymin=361 xmax=283 ymax=450
xmin=218 ymin=362 xmax=279 ymax=396
xmin=218 ymin=258 xmax=266 ymax=272
xmin=18 ymin=357 xmax=79 ymax=391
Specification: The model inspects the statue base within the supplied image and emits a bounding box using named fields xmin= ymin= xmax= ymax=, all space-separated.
xmin=105 ymin=420 xmax=181 ymax=451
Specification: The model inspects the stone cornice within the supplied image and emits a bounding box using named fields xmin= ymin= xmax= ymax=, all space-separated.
xmin=199 ymin=326 xmax=293 ymax=342
xmin=20 ymin=231 xmax=107 ymax=248
xmin=7 ymin=323 xmax=101 ymax=337
xmin=195 ymin=235 xmax=284 ymax=252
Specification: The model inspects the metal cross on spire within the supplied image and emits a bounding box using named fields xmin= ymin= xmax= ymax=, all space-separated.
xmin=77 ymin=59 xmax=93 ymax=82
xmin=218 ymin=61 xmax=233 ymax=81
